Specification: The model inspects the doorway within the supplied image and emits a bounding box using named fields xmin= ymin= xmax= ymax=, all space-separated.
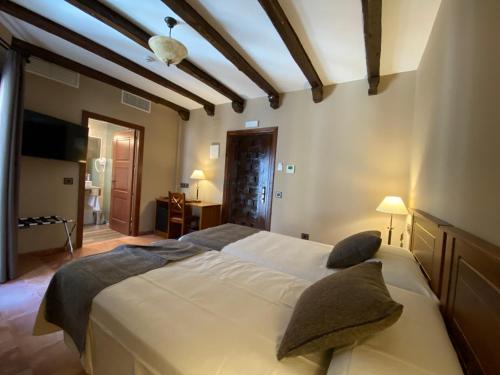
xmin=222 ymin=127 xmax=278 ymax=230
xmin=77 ymin=111 xmax=144 ymax=248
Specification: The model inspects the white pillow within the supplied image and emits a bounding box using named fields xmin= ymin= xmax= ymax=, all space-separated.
xmin=223 ymin=232 xmax=434 ymax=298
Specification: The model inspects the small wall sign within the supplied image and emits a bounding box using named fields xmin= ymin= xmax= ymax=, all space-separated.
xmin=210 ymin=143 xmax=220 ymax=159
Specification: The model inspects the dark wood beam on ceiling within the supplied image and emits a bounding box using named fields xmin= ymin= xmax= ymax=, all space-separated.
xmin=64 ymin=0 xmax=245 ymax=113
xmin=11 ymin=38 xmax=190 ymax=120
xmin=0 ymin=0 xmax=214 ymax=115
xmin=176 ymin=60 xmax=244 ymax=113
xmin=361 ymin=0 xmax=382 ymax=95
xmin=258 ymin=0 xmax=323 ymax=103
xmin=160 ymin=0 xmax=281 ymax=109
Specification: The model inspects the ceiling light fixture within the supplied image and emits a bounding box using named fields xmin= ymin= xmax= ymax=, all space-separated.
xmin=149 ymin=17 xmax=188 ymax=66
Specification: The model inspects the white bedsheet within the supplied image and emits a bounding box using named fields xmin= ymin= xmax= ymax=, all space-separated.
xmin=85 ymin=251 xmax=331 ymax=375
xmin=328 ymin=285 xmax=463 ymax=375
xmin=222 ymin=232 xmax=434 ymax=298
xmin=80 ymin=248 xmax=461 ymax=375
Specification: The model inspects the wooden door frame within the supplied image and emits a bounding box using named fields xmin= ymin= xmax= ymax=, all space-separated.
xmin=222 ymin=127 xmax=278 ymax=231
xmin=76 ymin=111 xmax=145 ymax=248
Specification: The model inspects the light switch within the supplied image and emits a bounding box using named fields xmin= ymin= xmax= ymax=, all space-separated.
xmin=277 ymin=162 xmax=283 ymax=172
xmin=275 ymin=191 xmax=283 ymax=198
xmin=286 ymin=164 xmax=295 ymax=174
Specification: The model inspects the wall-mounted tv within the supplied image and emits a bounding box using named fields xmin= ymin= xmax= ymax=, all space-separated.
xmin=22 ymin=110 xmax=88 ymax=163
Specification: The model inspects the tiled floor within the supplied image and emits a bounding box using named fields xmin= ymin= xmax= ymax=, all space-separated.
xmin=0 ymin=234 xmax=161 ymax=375
xmin=82 ymin=224 xmax=125 ymax=245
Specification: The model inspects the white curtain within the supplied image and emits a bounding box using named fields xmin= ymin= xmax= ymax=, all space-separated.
xmin=0 ymin=49 xmax=25 ymax=283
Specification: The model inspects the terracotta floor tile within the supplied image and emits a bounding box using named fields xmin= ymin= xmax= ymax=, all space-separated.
xmin=0 ymin=321 xmax=17 ymax=355
xmin=29 ymin=340 xmax=82 ymax=375
xmin=0 ymin=347 xmax=31 ymax=375
xmin=1 ymin=234 xmax=161 ymax=375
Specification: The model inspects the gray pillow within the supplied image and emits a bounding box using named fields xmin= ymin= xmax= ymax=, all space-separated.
xmin=327 ymin=231 xmax=382 ymax=268
xmin=277 ymin=262 xmax=402 ymax=359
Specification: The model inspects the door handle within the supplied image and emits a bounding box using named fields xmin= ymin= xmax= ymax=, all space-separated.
xmin=261 ymin=186 xmax=266 ymax=203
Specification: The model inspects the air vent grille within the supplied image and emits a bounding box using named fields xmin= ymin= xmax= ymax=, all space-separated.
xmin=26 ymin=57 xmax=80 ymax=88
xmin=121 ymin=91 xmax=151 ymax=113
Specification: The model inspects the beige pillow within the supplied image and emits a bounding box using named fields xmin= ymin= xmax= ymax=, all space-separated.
xmin=277 ymin=262 xmax=403 ymax=359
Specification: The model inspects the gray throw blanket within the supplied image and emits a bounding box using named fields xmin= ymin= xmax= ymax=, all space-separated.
xmin=179 ymin=223 xmax=260 ymax=250
xmin=44 ymin=241 xmax=206 ymax=354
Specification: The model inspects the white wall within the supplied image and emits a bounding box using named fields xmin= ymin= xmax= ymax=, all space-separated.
xmin=410 ymin=0 xmax=500 ymax=246
xmin=19 ymin=72 xmax=179 ymax=253
xmin=177 ymin=72 xmax=416 ymax=245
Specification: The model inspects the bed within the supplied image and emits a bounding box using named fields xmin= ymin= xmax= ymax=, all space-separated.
xmin=34 ymin=211 xmax=498 ymax=375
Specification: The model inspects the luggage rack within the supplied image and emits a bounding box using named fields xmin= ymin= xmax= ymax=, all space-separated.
xmin=18 ymin=216 xmax=76 ymax=255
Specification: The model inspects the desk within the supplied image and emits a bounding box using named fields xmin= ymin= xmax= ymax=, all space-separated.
xmin=154 ymin=198 xmax=221 ymax=238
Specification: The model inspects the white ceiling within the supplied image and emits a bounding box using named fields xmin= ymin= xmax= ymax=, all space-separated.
xmin=0 ymin=0 xmax=441 ymax=111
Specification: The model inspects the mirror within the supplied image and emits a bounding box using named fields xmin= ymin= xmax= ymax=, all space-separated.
xmin=86 ymin=137 xmax=102 ymax=175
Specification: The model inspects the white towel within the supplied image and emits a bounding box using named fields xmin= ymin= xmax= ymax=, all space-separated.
xmin=92 ymin=197 xmax=101 ymax=212
xmin=87 ymin=190 xmax=101 ymax=212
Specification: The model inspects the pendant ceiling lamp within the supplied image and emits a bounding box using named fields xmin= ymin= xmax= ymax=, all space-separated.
xmin=149 ymin=17 xmax=188 ymax=66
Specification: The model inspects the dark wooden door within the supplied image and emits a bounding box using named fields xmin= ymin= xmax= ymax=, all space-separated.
xmin=223 ymin=128 xmax=277 ymax=230
xmin=109 ymin=130 xmax=136 ymax=235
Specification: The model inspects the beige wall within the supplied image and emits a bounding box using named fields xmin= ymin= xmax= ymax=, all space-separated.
xmin=19 ymin=73 xmax=179 ymax=253
xmin=410 ymin=0 xmax=500 ymax=246
xmin=178 ymin=72 xmax=416 ymax=245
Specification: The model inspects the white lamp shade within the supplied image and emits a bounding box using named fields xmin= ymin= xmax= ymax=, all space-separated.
xmin=190 ymin=169 xmax=206 ymax=180
xmin=376 ymin=196 xmax=409 ymax=215
xmin=148 ymin=36 xmax=188 ymax=65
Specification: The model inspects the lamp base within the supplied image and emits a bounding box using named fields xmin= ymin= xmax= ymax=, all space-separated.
xmin=387 ymin=213 xmax=394 ymax=245
xmin=387 ymin=227 xmax=393 ymax=245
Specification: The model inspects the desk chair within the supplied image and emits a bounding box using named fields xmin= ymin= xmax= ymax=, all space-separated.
xmin=167 ymin=192 xmax=199 ymax=238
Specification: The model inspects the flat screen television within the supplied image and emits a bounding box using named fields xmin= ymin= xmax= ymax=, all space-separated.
xmin=22 ymin=110 xmax=88 ymax=163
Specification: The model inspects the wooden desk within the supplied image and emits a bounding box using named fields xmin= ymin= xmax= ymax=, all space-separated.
xmin=154 ymin=198 xmax=221 ymax=237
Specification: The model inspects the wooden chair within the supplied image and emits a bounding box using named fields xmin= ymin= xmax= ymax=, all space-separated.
xmin=167 ymin=192 xmax=187 ymax=239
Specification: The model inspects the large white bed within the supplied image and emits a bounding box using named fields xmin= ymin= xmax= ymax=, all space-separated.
xmin=37 ymin=229 xmax=463 ymax=375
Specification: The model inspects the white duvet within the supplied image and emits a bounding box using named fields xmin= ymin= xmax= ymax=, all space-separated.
xmin=76 ymin=236 xmax=462 ymax=375
xmin=35 ymin=230 xmax=462 ymax=375
xmin=222 ymin=231 xmax=434 ymax=299
xmin=85 ymin=251 xmax=331 ymax=375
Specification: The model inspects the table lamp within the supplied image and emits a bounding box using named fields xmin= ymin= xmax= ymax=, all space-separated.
xmin=190 ymin=169 xmax=206 ymax=202
xmin=376 ymin=196 xmax=409 ymax=245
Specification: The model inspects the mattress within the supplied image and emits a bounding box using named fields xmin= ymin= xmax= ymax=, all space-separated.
xmin=77 ymin=247 xmax=462 ymax=375
xmin=222 ymin=231 xmax=434 ymax=298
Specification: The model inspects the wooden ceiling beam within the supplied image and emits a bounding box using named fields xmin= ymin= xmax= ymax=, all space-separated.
xmin=258 ymin=0 xmax=323 ymax=103
xmin=11 ymin=38 xmax=190 ymax=120
xmin=0 ymin=0 xmax=215 ymax=115
xmin=160 ymin=0 xmax=281 ymax=109
xmin=361 ymin=0 xmax=382 ymax=95
xmin=65 ymin=0 xmax=245 ymax=113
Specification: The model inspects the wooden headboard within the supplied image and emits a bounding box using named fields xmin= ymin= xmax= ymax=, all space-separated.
xmin=410 ymin=210 xmax=500 ymax=375
xmin=410 ymin=209 xmax=451 ymax=298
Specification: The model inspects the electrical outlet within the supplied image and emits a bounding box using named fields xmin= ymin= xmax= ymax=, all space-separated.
xmin=301 ymin=233 xmax=309 ymax=240
xmin=63 ymin=177 xmax=73 ymax=185
xmin=180 ymin=182 xmax=189 ymax=188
